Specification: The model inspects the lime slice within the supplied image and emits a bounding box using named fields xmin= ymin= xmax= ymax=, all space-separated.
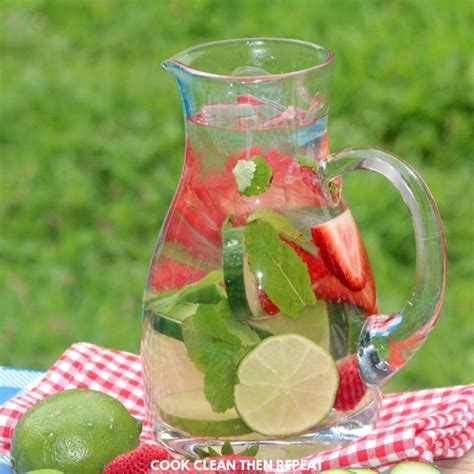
xmin=234 ymin=334 xmax=338 ymax=436
xmin=158 ymin=390 xmax=251 ymax=437
xmin=249 ymin=302 xmax=330 ymax=350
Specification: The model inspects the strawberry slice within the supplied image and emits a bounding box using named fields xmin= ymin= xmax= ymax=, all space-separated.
xmin=313 ymin=270 xmax=378 ymax=316
xmin=149 ymin=257 xmax=207 ymax=291
xmin=175 ymin=189 xmax=223 ymax=246
xmin=334 ymin=354 xmax=367 ymax=411
xmin=257 ymin=289 xmax=280 ymax=315
xmin=283 ymin=238 xmax=329 ymax=281
xmin=165 ymin=211 xmax=221 ymax=262
xmin=236 ymin=94 xmax=263 ymax=106
xmin=103 ymin=443 xmax=171 ymax=474
xmin=311 ymin=209 xmax=369 ymax=291
xmin=283 ymin=238 xmax=377 ymax=315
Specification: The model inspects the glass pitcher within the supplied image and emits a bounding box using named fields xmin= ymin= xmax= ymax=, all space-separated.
xmin=141 ymin=38 xmax=446 ymax=460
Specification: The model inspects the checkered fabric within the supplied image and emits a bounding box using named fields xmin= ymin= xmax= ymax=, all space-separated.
xmin=1 ymin=343 xmax=472 ymax=472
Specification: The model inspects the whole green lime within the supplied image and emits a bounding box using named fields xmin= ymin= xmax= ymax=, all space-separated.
xmin=11 ymin=389 xmax=141 ymax=474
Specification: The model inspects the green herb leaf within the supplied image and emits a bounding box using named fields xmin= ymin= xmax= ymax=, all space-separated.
xmin=238 ymin=442 xmax=259 ymax=457
xmin=245 ymin=220 xmax=316 ymax=317
xmin=206 ymin=447 xmax=221 ymax=457
xmin=296 ymin=155 xmax=319 ymax=171
xmin=145 ymin=270 xmax=224 ymax=315
xmin=194 ymin=447 xmax=211 ymax=459
xmin=248 ymin=209 xmax=310 ymax=244
xmin=221 ymin=441 xmax=234 ymax=455
xmin=232 ymin=156 xmax=272 ymax=196
xmin=182 ymin=302 xmax=260 ymax=412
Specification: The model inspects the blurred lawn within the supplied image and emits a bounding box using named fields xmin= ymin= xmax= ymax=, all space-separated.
xmin=0 ymin=0 xmax=473 ymax=392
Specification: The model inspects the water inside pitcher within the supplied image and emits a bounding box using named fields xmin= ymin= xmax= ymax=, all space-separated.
xmin=141 ymin=38 xmax=446 ymax=460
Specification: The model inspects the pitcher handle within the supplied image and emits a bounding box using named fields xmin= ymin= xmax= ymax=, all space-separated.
xmin=318 ymin=148 xmax=447 ymax=386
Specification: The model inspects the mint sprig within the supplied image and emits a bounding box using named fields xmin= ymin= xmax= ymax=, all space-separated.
xmin=182 ymin=300 xmax=260 ymax=412
xmin=232 ymin=155 xmax=272 ymax=196
xmin=245 ymin=220 xmax=316 ymax=317
xmin=145 ymin=270 xmax=224 ymax=315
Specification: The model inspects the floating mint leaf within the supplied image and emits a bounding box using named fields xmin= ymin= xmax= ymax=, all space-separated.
xmin=248 ymin=209 xmax=310 ymax=244
xmin=182 ymin=301 xmax=260 ymax=412
xmin=296 ymin=155 xmax=319 ymax=171
xmin=245 ymin=220 xmax=316 ymax=317
xmin=232 ymin=155 xmax=272 ymax=196
xmin=233 ymin=160 xmax=256 ymax=192
xmin=145 ymin=270 xmax=224 ymax=315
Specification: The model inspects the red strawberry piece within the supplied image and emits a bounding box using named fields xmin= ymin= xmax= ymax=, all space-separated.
xmin=212 ymin=454 xmax=264 ymax=474
xmin=175 ymin=189 xmax=223 ymax=246
xmin=236 ymin=94 xmax=263 ymax=106
xmin=257 ymin=289 xmax=279 ymax=315
xmin=311 ymin=209 xmax=369 ymax=291
xmin=149 ymin=257 xmax=207 ymax=291
xmin=103 ymin=443 xmax=172 ymax=474
xmin=164 ymin=211 xmax=221 ymax=262
xmin=237 ymin=145 xmax=265 ymax=162
xmin=265 ymin=148 xmax=326 ymax=208
xmin=283 ymin=238 xmax=330 ymax=281
xmin=334 ymin=354 xmax=367 ymax=411
xmin=283 ymin=238 xmax=377 ymax=315
xmin=313 ymin=271 xmax=378 ymax=316
xmin=300 ymin=165 xmax=324 ymax=195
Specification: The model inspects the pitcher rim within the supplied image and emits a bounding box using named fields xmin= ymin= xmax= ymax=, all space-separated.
xmin=163 ymin=37 xmax=334 ymax=82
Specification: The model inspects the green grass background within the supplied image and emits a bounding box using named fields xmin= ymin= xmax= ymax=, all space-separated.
xmin=1 ymin=0 xmax=473 ymax=391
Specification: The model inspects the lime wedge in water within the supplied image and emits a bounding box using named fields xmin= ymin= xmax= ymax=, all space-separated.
xmin=234 ymin=334 xmax=338 ymax=436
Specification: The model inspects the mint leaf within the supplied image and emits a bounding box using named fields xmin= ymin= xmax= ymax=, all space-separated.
xmin=248 ymin=209 xmax=310 ymax=244
xmin=145 ymin=270 xmax=224 ymax=315
xmin=233 ymin=160 xmax=255 ymax=192
xmin=221 ymin=441 xmax=234 ymax=455
xmin=203 ymin=346 xmax=238 ymax=413
xmin=239 ymin=443 xmax=259 ymax=457
xmin=296 ymin=155 xmax=319 ymax=171
xmin=245 ymin=220 xmax=316 ymax=317
xmin=232 ymin=156 xmax=272 ymax=196
xmin=182 ymin=302 xmax=260 ymax=412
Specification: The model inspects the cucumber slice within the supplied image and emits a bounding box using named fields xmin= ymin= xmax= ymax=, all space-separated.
xmin=151 ymin=304 xmax=198 ymax=341
xmin=158 ymin=390 xmax=251 ymax=437
xmin=223 ymin=225 xmax=263 ymax=320
xmin=249 ymin=302 xmax=330 ymax=350
xmin=390 ymin=462 xmax=441 ymax=473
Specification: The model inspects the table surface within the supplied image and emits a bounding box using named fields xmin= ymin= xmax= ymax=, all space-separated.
xmin=0 ymin=366 xmax=471 ymax=473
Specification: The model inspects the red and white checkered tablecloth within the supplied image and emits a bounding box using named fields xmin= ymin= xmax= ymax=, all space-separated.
xmin=0 ymin=343 xmax=472 ymax=471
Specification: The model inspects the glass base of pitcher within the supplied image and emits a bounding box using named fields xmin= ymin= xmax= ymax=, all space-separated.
xmin=153 ymin=388 xmax=381 ymax=461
